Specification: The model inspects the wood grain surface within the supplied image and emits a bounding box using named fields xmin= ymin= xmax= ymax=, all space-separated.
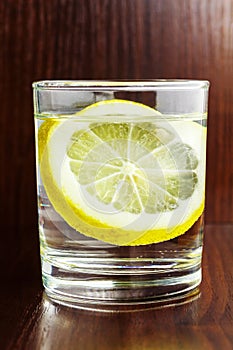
xmin=0 ymin=0 xmax=232 ymax=334
xmin=1 ymin=225 xmax=232 ymax=350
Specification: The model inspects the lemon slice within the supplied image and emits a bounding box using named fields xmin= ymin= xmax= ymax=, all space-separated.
xmin=38 ymin=99 xmax=206 ymax=246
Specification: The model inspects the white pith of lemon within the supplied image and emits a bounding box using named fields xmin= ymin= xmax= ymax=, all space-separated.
xmin=38 ymin=99 xmax=206 ymax=246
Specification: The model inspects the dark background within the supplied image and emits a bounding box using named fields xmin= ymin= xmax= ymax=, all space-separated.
xmin=0 ymin=0 xmax=232 ymax=280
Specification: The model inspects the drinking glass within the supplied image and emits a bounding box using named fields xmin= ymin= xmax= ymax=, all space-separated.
xmin=33 ymin=80 xmax=209 ymax=311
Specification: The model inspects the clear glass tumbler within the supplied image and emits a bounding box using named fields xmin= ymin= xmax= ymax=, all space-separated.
xmin=33 ymin=80 xmax=209 ymax=311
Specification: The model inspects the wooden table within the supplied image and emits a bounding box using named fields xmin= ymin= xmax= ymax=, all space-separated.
xmin=1 ymin=224 xmax=233 ymax=350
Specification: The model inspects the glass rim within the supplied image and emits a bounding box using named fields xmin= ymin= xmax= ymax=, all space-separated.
xmin=32 ymin=79 xmax=210 ymax=91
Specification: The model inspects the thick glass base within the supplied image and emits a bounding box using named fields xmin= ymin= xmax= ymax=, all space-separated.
xmin=41 ymin=248 xmax=202 ymax=312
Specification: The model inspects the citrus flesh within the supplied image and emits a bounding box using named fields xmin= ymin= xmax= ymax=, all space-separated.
xmin=38 ymin=99 xmax=206 ymax=246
